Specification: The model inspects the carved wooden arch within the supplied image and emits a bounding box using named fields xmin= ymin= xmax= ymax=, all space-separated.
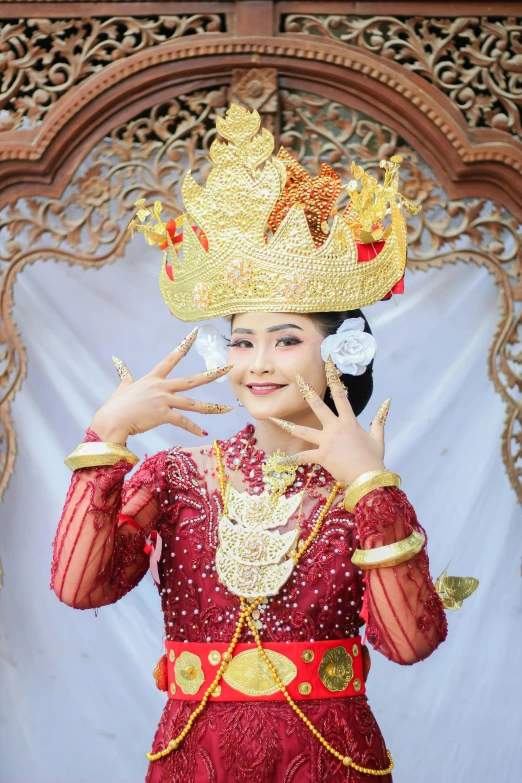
xmin=0 ymin=30 xmax=521 ymax=509
xmin=1 ymin=35 xmax=522 ymax=217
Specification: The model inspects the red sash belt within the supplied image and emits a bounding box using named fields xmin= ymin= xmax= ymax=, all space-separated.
xmin=165 ymin=637 xmax=366 ymax=702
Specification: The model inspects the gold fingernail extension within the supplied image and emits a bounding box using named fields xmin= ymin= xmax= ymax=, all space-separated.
xmin=269 ymin=417 xmax=296 ymax=434
xmin=112 ymin=356 xmax=131 ymax=381
xmin=202 ymin=403 xmax=234 ymax=414
xmin=204 ymin=363 xmax=234 ymax=380
xmin=176 ymin=326 xmax=199 ymax=356
xmin=294 ymin=372 xmax=316 ymax=399
xmin=325 ymin=355 xmax=348 ymax=397
xmin=374 ymin=398 xmax=391 ymax=426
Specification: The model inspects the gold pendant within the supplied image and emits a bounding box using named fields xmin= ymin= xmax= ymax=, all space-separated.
xmin=216 ymin=486 xmax=303 ymax=600
xmin=262 ymin=450 xmax=299 ymax=502
xmin=225 ymin=484 xmax=302 ymax=531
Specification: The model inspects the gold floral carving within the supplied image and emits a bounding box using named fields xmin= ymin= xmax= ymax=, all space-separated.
xmin=193 ymin=282 xmax=212 ymax=311
xmin=318 ymin=646 xmax=354 ymax=692
xmin=227 ymin=259 xmax=252 ymax=289
xmin=0 ymin=85 xmax=521 ymax=513
xmin=283 ymin=14 xmax=522 ymax=139
xmin=174 ymin=650 xmax=205 ymax=695
xmin=0 ymin=14 xmax=224 ymax=133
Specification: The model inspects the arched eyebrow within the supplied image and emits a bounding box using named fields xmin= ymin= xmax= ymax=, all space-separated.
xmin=266 ymin=323 xmax=303 ymax=333
xmin=231 ymin=323 xmax=304 ymax=335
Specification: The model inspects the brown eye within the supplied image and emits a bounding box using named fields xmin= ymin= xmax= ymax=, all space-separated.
xmin=276 ymin=336 xmax=303 ymax=347
xmin=230 ymin=339 xmax=253 ymax=348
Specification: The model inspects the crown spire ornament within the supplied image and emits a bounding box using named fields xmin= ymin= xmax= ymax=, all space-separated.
xmin=128 ymin=104 xmax=421 ymax=321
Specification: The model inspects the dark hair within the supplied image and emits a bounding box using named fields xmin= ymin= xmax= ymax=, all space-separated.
xmin=308 ymin=310 xmax=374 ymax=417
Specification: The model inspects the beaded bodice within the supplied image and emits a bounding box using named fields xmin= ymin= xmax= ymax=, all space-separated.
xmin=156 ymin=424 xmax=362 ymax=645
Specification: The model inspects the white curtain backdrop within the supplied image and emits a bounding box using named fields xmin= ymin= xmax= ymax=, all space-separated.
xmin=0 ymin=243 xmax=520 ymax=783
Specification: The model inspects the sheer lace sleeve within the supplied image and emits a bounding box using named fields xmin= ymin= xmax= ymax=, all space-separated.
xmin=354 ymin=486 xmax=448 ymax=665
xmin=50 ymin=428 xmax=168 ymax=610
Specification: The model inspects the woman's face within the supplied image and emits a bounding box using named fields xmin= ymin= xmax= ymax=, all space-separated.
xmin=227 ymin=312 xmax=327 ymax=421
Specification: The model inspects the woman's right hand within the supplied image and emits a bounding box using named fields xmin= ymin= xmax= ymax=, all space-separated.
xmin=90 ymin=328 xmax=233 ymax=444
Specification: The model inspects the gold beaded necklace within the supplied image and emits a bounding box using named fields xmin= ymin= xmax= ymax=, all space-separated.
xmin=147 ymin=441 xmax=394 ymax=777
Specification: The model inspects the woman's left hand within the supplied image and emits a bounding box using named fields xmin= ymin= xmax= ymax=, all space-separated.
xmin=269 ymin=358 xmax=390 ymax=487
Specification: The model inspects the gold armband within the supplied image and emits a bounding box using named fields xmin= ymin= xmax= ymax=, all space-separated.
xmin=64 ymin=441 xmax=139 ymax=471
xmin=343 ymin=469 xmax=401 ymax=513
xmin=351 ymin=530 xmax=425 ymax=570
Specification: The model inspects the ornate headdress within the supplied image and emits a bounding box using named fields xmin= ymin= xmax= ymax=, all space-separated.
xmin=128 ymin=105 xmax=420 ymax=321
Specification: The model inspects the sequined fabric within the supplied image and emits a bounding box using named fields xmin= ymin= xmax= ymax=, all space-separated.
xmin=51 ymin=424 xmax=447 ymax=781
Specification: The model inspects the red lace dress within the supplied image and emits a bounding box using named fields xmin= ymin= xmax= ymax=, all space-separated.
xmin=51 ymin=423 xmax=447 ymax=783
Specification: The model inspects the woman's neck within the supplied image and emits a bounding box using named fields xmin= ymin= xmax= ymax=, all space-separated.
xmin=252 ymin=409 xmax=321 ymax=457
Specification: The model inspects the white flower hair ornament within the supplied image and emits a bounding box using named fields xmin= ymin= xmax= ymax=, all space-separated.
xmin=320 ymin=317 xmax=376 ymax=376
xmin=194 ymin=324 xmax=230 ymax=382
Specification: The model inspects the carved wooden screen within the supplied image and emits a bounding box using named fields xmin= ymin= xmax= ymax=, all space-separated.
xmin=0 ymin=1 xmax=521 ymax=509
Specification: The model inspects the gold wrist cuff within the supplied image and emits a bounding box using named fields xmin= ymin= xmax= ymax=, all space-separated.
xmin=64 ymin=441 xmax=139 ymax=471
xmin=343 ymin=469 xmax=401 ymax=513
xmin=351 ymin=530 xmax=425 ymax=570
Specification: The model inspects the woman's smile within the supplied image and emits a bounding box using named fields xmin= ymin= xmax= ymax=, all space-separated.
xmin=245 ymin=382 xmax=288 ymax=396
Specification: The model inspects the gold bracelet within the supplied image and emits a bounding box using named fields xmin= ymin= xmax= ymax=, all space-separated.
xmin=351 ymin=530 xmax=425 ymax=570
xmin=64 ymin=441 xmax=139 ymax=471
xmin=343 ymin=469 xmax=401 ymax=513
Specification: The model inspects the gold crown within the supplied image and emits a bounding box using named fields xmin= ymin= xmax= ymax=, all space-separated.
xmin=128 ymin=105 xmax=420 ymax=321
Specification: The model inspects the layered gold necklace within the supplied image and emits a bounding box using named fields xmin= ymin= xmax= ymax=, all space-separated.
xmin=215 ymin=448 xmax=307 ymax=600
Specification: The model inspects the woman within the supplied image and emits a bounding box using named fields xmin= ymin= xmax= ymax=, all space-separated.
xmin=51 ymin=105 xmax=447 ymax=782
